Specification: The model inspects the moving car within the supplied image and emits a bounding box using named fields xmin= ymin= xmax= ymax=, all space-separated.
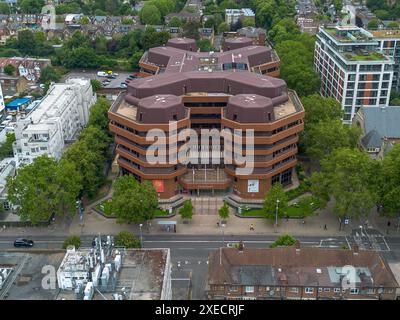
xmin=14 ymin=238 xmax=34 ymax=247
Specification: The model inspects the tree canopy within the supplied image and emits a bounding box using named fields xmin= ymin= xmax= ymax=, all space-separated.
xmin=112 ymin=175 xmax=159 ymax=224
xmin=311 ymin=148 xmax=378 ymax=219
xmin=263 ymin=183 xmax=288 ymax=220
xmin=7 ymin=155 xmax=82 ymax=224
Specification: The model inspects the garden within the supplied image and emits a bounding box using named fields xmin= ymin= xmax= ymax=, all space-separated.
xmin=95 ymin=199 xmax=170 ymax=218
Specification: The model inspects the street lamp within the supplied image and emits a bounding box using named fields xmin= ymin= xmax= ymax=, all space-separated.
xmin=221 ymin=223 xmax=226 ymax=247
xmin=139 ymin=224 xmax=143 ymax=248
xmin=275 ymin=199 xmax=280 ymax=233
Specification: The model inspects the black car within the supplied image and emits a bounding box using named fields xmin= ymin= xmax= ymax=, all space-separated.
xmin=14 ymin=238 xmax=34 ymax=247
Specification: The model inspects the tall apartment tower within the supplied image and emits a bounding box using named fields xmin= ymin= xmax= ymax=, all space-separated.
xmin=370 ymin=29 xmax=400 ymax=93
xmin=315 ymin=26 xmax=395 ymax=123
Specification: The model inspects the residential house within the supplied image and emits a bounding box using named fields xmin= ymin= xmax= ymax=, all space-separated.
xmin=0 ymin=57 xmax=51 ymax=82
xmin=207 ymin=244 xmax=399 ymax=300
xmin=353 ymin=105 xmax=400 ymax=159
xmin=0 ymin=74 xmax=28 ymax=96
xmin=225 ymin=8 xmax=255 ymax=26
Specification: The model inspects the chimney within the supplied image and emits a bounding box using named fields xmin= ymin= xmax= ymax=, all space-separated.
xmin=352 ymin=244 xmax=359 ymax=255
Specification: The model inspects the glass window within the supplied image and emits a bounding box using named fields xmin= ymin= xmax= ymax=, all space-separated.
xmin=305 ymin=287 xmax=314 ymax=294
xmin=245 ymin=286 xmax=254 ymax=293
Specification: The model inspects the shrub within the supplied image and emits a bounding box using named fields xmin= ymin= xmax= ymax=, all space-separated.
xmin=63 ymin=236 xmax=81 ymax=249
xmin=114 ymin=231 xmax=141 ymax=248
xmin=270 ymin=234 xmax=297 ymax=248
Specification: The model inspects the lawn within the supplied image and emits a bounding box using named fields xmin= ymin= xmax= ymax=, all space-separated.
xmin=240 ymin=196 xmax=318 ymax=218
xmin=95 ymin=199 xmax=170 ymax=217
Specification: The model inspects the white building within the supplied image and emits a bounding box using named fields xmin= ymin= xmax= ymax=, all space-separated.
xmin=315 ymin=26 xmax=395 ymax=123
xmin=12 ymin=78 xmax=96 ymax=167
xmin=0 ymin=157 xmax=16 ymax=209
xmin=57 ymin=242 xmax=172 ymax=300
xmin=225 ymin=8 xmax=255 ymax=26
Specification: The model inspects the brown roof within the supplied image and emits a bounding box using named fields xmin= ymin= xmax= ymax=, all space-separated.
xmin=208 ymin=247 xmax=399 ymax=288
xmin=145 ymin=44 xmax=273 ymax=73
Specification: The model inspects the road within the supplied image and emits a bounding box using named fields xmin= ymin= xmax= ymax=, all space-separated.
xmin=343 ymin=3 xmax=357 ymax=26
xmin=2 ymin=233 xmax=400 ymax=299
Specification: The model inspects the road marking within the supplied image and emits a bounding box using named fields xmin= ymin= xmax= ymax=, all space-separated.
xmin=172 ymin=278 xmax=191 ymax=281
xmin=143 ymin=240 xmax=320 ymax=244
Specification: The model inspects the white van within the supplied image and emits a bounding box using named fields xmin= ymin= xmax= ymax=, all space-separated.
xmin=97 ymin=71 xmax=108 ymax=77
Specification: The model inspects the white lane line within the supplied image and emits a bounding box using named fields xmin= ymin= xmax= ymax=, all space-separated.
xmin=143 ymin=240 xmax=320 ymax=244
xmin=382 ymin=236 xmax=391 ymax=251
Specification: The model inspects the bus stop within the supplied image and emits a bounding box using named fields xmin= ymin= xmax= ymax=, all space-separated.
xmin=157 ymin=221 xmax=177 ymax=233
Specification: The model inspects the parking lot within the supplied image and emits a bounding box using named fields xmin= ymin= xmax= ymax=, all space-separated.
xmin=64 ymin=70 xmax=137 ymax=89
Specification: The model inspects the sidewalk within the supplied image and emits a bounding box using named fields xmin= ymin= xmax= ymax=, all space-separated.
xmin=1 ymin=199 xmax=398 ymax=238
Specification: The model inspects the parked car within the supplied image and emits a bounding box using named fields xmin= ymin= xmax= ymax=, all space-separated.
xmin=97 ymin=71 xmax=108 ymax=77
xmin=120 ymin=83 xmax=128 ymax=88
xmin=107 ymin=75 xmax=117 ymax=79
xmin=14 ymin=238 xmax=34 ymax=248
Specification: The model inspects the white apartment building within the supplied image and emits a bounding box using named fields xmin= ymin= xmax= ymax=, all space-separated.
xmin=12 ymin=78 xmax=96 ymax=167
xmin=370 ymin=29 xmax=400 ymax=93
xmin=315 ymin=26 xmax=395 ymax=123
xmin=225 ymin=8 xmax=255 ymax=26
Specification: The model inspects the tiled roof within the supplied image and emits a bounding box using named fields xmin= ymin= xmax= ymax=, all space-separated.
xmin=208 ymin=247 xmax=399 ymax=288
xmin=361 ymin=106 xmax=400 ymax=148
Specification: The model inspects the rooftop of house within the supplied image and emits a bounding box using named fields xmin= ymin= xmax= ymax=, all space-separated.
xmin=208 ymin=246 xmax=399 ymax=289
xmin=358 ymin=106 xmax=400 ymax=149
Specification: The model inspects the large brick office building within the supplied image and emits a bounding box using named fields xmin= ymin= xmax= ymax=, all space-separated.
xmin=108 ymin=37 xmax=304 ymax=201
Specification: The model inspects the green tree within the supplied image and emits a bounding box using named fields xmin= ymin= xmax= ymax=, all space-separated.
xmin=112 ymin=175 xmax=159 ymax=224
xmin=297 ymin=196 xmax=316 ymax=217
xmin=303 ymin=119 xmax=361 ymax=160
xmin=311 ymin=148 xmax=377 ymax=220
xmin=168 ymin=17 xmax=183 ymax=28
xmin=217 ymin=22 xmax=230 ymax=33
xmin=179 ymin=199 xmax=194 ymax=221
xmin=387 ymin=21 xmax=399 ymax=29
xmin=87 ymin=97 xmax=111 ymax=132
xmin=81 ymin=16 xmax=90 ymax=25
xmin=301 ymin=94 xmax=343 ymax=130
xmin=90 ymin=79 xmax=102 ymax=92
xmin=6 ymin=155 xmax=82 ymax=224
xmin=0 ymin=133 xmax=16 ymax=159
xmin=270 ymin=234 xmax=297 ymax=248
xmin=19 ymin=0 xmax=45 ymax=14
xmin=130 ymin=50 xmax=144 ymax=70
xmin=17 ymin=29 xmax=37 ymax=55
xmin=0 ymin=3 xmax=10 ymax=14
xmin=263 ymin=183 xmax=288 ymax=221
xmin=242 ymin=17 xmax=255 ymax=27
xmin=218 ymin=202 xmax=230 ymax=221
xmin=39 ymin=66 xmax=62 ymax=84
xmin=376 ymin=144 xmax=400 ymax=217
xmin=114 ymin=231 xmax=141 ymax=248
xmin=196 ymin=39 xmax=213 ymax=52
xmin=140 ymin=4 xmax=162 ymax=25
xmin=367 ymin=19 xmax=379 ymax=30
xmin=63 ymin=236 xmax=82 ymax=249
xmin=4 ymin=64 xmax=15 ymax=76
xmin=62 ymin=140 xmax=102 ymax=197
